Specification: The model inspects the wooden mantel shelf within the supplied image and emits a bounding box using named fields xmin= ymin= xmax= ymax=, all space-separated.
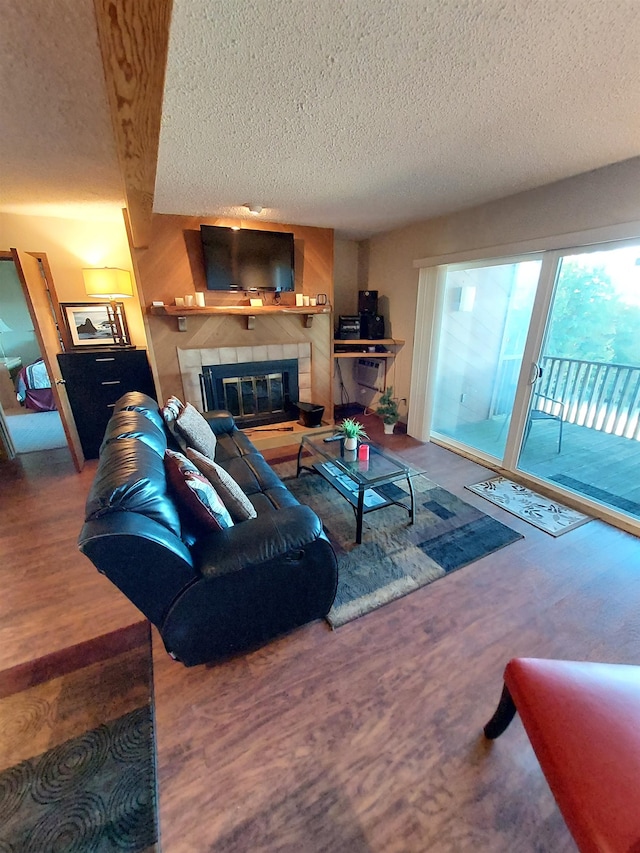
xmin=149 ymin=303 xmax=331 ymax=330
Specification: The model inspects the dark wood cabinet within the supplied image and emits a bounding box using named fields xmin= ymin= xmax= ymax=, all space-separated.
xmin=57 ymin=349 xmax=156 ymax=459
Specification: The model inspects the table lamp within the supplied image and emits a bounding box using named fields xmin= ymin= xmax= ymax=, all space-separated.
xmin=0 ymin=317 xmax=12 ymax=362
xmin=82 ymin=268 xmax=133 ymax=345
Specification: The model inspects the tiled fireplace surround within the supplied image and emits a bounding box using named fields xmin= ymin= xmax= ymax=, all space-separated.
xmin=177 ymin=343 xmax=312 ymax=415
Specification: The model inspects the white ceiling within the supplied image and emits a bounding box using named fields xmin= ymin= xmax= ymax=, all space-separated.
xmin=2 ymin=1 xmax=640 ymax=238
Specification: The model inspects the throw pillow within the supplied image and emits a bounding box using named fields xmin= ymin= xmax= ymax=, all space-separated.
xmin=186 ymin=447 xmax=257 ymax=523
xmin=175 ymin=402 xmax=217 ymax=459
xmin=161 ymin=396 xmax=187 ymax=450
xmin=164 ymin=449 xmax=233 ymax=535
xmin=165 ymin=396 xmax=184 ymax=418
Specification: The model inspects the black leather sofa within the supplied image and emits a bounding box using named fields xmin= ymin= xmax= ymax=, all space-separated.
xmin=78 ymin=391 xmax=338 ymax=666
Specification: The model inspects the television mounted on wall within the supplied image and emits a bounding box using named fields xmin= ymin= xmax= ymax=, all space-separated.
xmin=200 ymin=225 xmax=295 ymax=292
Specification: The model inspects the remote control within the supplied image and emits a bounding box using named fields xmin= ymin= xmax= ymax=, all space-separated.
xmin=323 ymin=434 xmax=342 ymax=442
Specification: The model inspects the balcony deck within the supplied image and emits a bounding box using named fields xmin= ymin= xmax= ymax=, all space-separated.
xmin=448 ymin=416 xmax=640 ymax=520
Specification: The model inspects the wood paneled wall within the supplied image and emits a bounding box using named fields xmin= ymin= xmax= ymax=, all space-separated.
xmin=147 ymin=312 xmax=333 ymax=415
xmin=131 ymin=214 xmax=334 ymax=417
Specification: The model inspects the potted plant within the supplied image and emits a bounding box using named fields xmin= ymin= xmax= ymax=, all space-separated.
xmin=376 ymin=387 xmax=400 ymax=434
xmin=337 ymin=417 xmax=369 ymax=451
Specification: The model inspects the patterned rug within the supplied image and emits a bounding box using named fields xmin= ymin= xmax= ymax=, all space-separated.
xmin=0 ymin=643 xmax=157 ymax=852
xmin=466 ymin=476 xmax=592 ymax=536
xmin=278 ymin=465 xmax=523 ymax=628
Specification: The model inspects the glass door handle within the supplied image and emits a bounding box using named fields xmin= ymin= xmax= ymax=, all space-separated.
xmin=528 ymin=362 xmax=542 ymax=384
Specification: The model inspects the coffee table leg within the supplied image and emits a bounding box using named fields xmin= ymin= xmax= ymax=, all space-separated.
xmin=407 ymin=476 xmax=416 ymax=525
xmin=356 ymin=489 xmax=365 ymax=543
xmin=296 ymin=442 xmax=304 ymax=477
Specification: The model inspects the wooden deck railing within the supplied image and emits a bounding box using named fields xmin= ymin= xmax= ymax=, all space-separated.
xmin=539 ymin=356 xmax=640 ymax=440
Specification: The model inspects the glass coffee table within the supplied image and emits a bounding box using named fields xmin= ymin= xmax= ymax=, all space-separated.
xmin=297 ymin=433 xmax=424 ymax=544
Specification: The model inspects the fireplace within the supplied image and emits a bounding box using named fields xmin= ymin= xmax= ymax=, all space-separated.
xmin=177 ymin=343 xmax=312 ymax=426
xmin=201 ymin=358 xmax=299 ymax=427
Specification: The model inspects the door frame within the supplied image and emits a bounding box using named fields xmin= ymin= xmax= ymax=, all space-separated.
xmin=0 ymin=250 xmax=85 ymax=470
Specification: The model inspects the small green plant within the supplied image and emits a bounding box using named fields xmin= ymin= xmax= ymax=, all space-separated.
xmin=337 ymin=417 xmax=369 ymax=440
xmin=376 ymin=387 xmax=400 ymax=425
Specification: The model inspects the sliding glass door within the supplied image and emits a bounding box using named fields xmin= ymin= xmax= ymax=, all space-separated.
xmin=517 ymin=243 xmax=640 ymax=520
xmin=427 ymin=239 xmax=640 ymax=524
xmin=431 ymin=257 xmax=541 ymax=460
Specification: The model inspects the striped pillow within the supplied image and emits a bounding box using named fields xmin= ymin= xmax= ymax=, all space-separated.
xmin=164 ymin=449 xmax=233 ymax=535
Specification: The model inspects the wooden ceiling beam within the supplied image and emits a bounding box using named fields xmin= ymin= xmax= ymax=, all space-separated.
xmin=93 ymin=0 xmax=173 ymax=248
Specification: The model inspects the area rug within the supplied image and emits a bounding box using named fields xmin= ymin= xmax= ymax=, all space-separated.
xmin=0 ymin=642 xmax=157 ymax=852
xmin=278 ymin=465 xmax=523 ymax=628
xmin=466 ymin=476 xmax=592 ymax=536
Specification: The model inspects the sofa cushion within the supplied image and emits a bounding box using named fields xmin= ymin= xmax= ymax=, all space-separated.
xmin=218 ymin=453 xmax=285 ymax=496
xmin=249 ymin=487 xmax=300 ymax=515
xmin=175 ymin=403 xmax=217 ymax=459
xmin=116 ymin=392 xmax=166 ymax=432
xmin=214 ymin=430 xmax=258 ymax=462
xmin=85 ymin=439 xmax=182 ymax=537
xmin=165 ymin=450 xmax=233 ymax=535
xmin=186 ymin=448 xmax=257 ymax=522
xmin=100 ymin=410 xmax=167 ymax=457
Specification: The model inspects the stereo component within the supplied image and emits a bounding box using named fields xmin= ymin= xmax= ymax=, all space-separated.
xmin=358 ymin=290 xmax=378 ymax=315
xmin=337 ymin=315 xmax=361 ymax=339
xmin=359 ymin=313 xmax=385 ymax=340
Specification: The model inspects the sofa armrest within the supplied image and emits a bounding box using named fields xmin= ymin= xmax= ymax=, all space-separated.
xmin=79 ymin=513 xmax=197 ymax=626
xmin=192 ymin=505 xmax=323 ymax=578
xmin=203 ymin=410 xmax=236 ymax=435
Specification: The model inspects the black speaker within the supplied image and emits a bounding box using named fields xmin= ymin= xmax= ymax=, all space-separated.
xmin=358 ymin=290 xmax=378 ymax=315
xmin=359 ymin=313 xmax=385 ymax=340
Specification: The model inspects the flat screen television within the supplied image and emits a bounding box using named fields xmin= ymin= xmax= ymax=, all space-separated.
xmin=200 ymin=225 xmax=295 ymax=291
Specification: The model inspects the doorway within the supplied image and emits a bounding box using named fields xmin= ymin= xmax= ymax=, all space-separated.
xmin=0 ymin=257 xmax=67 ymax=457
xmin=422 ymin=238 xmax=640 ymax=526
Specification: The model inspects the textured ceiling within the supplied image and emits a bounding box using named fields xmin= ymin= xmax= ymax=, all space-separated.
xmin=155 ymin=0 xmax=640 ymax=237
xmin=0 ymin=0 xmax=124 ymax=221
xmin=2 ymin=1 xmax=640 ymax=236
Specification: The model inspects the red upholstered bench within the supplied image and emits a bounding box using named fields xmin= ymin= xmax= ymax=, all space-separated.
xmin=484 ymin=658 xmax=640 ymax=853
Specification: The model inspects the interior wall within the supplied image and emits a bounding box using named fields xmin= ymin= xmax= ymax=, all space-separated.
xmin=333 ymin=239 xmax=359 ymax=320
xmin=0 ymin=212 xmax=147 ymax=348
xmin=365 ymin=156 xmax=640 ymax=413
xmin=333 ymin=238 xmax=361 ymax=407
xmin=0 ymin=260 xmax=40 ymax=365
xmin=132 ymin=214 xmax=335 ymax=416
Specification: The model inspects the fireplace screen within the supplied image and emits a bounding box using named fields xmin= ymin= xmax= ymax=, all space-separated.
xmin=201 ymin=358 xmax=299 ymax=428
xmin=222 ymin=373 xmax=285 ymax=419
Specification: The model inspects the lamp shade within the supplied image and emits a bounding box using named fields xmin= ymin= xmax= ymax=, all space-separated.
xmin=83 ymin=268 xmax=133 ymax=299
xmin=0 ymin=318 xmax=12 ymax=334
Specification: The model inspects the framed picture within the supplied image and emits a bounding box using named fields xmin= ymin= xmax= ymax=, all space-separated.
xmin=61 ymin=302 xmax=130 ymax=348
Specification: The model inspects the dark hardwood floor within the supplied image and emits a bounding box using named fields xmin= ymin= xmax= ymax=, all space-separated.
xmin=0 ymin=449 xmax=144 ymax=675
xmin=3 ymin=426 xmax=640 ymax=852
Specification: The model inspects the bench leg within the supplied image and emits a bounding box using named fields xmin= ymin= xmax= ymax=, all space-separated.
xmin=484 ymin=683 xmax=517 ymax=739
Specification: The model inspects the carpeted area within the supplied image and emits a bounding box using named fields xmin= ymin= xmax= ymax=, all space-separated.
xmin=466 ymin=476 xmax=592 ymax=536
xmin=0 ymin=641 xmax=158 ymax=852
xmin=277 ymin=465 xmax=523 ymax=628
xmin=6 ymin=410 xmax=67 ymax=453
